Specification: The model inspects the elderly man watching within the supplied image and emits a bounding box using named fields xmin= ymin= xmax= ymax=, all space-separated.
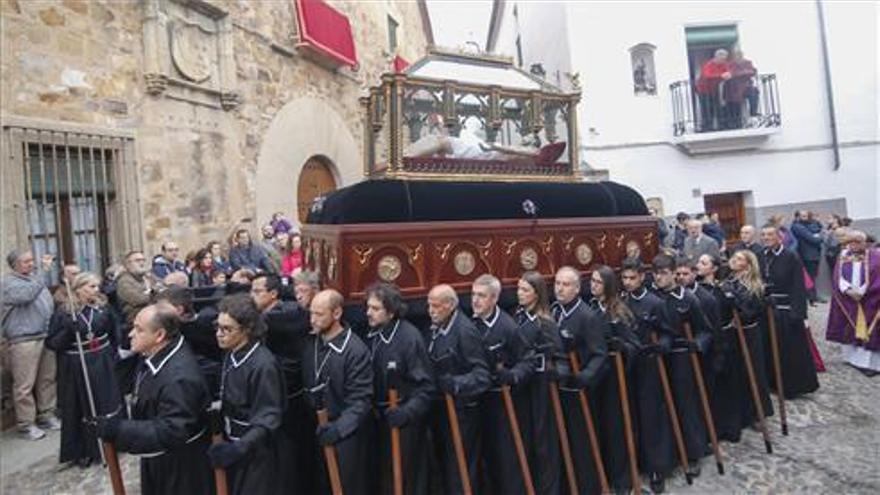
xmin=683 ymin=219 xmax=720 ymax=261
xmin=1 ymin=249 xmax=60 ymax=440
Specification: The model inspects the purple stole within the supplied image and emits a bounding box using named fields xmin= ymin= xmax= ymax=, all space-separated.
xmin=827 ymin=248 xmax=880 ymax=351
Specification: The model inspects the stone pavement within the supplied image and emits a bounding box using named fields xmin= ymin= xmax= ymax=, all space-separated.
xmin=1 ymin=303 xmax=877 ymax=494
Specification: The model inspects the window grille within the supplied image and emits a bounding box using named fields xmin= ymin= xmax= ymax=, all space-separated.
xmin=2 ymin=120 xmax=142 ymax=283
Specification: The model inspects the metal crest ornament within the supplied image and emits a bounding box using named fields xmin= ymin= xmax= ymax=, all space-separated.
xmin=576 ymin=243 xmax=593 ymax=266
xmin=377 ymin=255 xmax=402 ymax=282
xmin=170 ymin=19 xmax=215 ymax=84
xmin=454 ymin=250 xmax=476 ymax=276
xmin=520 ymin=247 xmax=539 ymax=270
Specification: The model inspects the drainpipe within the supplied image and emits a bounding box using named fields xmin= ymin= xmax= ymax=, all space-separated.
xmin=816 ymin=0 xmax=841 ymax=171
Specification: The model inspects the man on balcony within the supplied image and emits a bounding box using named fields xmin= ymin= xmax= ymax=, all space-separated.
xmin=724 ymin=48 xmax=759 ymax=129
xmin=695 ymin=49 xmax=732 ymax=132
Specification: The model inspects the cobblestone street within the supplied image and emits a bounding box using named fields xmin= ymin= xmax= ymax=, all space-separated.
xmin=1 ymin=302 xmax=878 ymax=494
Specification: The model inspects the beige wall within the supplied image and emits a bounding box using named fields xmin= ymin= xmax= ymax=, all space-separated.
xmin=1 ymin=0 xmax=430 ymax=259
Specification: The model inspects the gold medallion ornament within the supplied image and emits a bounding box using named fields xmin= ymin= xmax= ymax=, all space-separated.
xmin=576 ymin=243 xmax=593 ymax=266
xmin=377 ymin=255 xmax=402 ymax=282
xmin=520 ymin=247 xmax=539 ymax=270
xmin=454 ymin=250 xmax=476 ymax=276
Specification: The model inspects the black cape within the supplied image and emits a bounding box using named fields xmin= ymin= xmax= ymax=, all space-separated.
xmin=114 ymin=337 xmax=213 ymax=495
xmin=302 ymin=328 xmax=373 ymax=495
xmin=220 ymin=341 xmax=290 ymax=495
xmin=368 ymin=318 xmax=435 ymax=495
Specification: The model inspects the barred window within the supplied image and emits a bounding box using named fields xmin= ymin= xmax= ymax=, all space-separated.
xmin=2 ymin=120 xmax=142 ymax=283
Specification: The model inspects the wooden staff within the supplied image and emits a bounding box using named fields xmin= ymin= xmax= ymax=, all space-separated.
xmin=386 ymin=362 xmax=404 ymax=495
xmin=733 ymin=311 xmax=773 ymax=454
xmin=444 ymin=391 xmax=473 ymax=495
xmin=765 ymin=306 xmax=789 ymax=436
xmin=682 ymin=321 xmax=725 ymax=475
xmin=497 ymin=364 xmax=536 ymax=495
xmin=547 ymin=360 xmax=579 ymax=495
xmin=317 ymin=407 xmax=344 ymax=495
xmin=211 ymin=433 xmax=229 ymax=495
xmin=65 ymin=281 xmax=126 ymax=495
xmin=650 ymin=332 xmax=693 ymax=485
xmin=566 ymin=350 xmax=610 ymax=493
xmin=611 ymin=349 xmax=641 ymax=493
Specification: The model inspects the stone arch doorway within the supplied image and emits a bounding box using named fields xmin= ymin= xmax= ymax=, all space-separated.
xmin=255 ymin=97 xmax=360 ymax=228
xmin=297 ymin=155 xmax=338 ymax=223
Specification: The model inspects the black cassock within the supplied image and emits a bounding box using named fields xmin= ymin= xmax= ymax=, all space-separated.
xmin=368 ymin=318 xmax=435 ymax=495
xmin=426 ymin=310 xmax=490 ymax=495
xmin=762 ymin=245 xmax=820 ymax=398
xmin=474 ymin=306 xmax=536 ymax=495
xmin=302 ymin=328 xmax=373 ymax=495
xmin=179 ymin=306 xmax=222 ymax=395
xmin=46 ymin=305 xmax=124 ymax=465
xmin=591 ymin=299 xmax=640 ymax=492
xmin=686 ymin=281 xmax=722 ymax=394
xmin=220 ymin=340 xmax=290 ymax=495
xmin=623 ymin=287 xmax=676 ymax=476
xmin=263 ymin=301 xmax=316 ymax=492
xmin=712 ymin=278 xmax=774 ymax=442
xmin=114 ymin=337 xmax=213 ymax=495
xmin=551 ymin=298 xmax=609 ymax=495
xmin=651 ymin=285 xmax=712 ymax=462
xmin=515 ymin=308 xmax=563 ymax=495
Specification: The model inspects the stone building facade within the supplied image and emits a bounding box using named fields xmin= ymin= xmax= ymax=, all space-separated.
xmin=1 ymin=0 xmax=432 ymax=274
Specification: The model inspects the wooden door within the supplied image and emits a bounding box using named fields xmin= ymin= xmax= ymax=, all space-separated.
xmin=704 ymin=192 xmax=745 ymax=243
xmin=297 ymin=157 xmax=338 ymax=223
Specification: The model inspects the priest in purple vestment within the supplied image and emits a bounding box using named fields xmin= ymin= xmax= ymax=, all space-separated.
xmin=826 ymin=231 xmax=880 ymax=376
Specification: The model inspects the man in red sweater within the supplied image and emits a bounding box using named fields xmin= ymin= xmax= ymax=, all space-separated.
xmin=695 ymin=48 xmax=731 ymax=132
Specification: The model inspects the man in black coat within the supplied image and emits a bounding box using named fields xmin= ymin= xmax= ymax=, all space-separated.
xmin=471 ymin=274 xmax=536 ymax=494
xmin=365 ymin=283 xmax=435 ymax=495
xmin=551 ymin=266 xmax=609 ymax=495
xmin=303 ymin=289 xmax=374 ymax=495
xmin=426 ymin=284 xmax=491 ymax=495
xmin=760 ymin=224 xmax=820 ymax=398
xmin=97 ymin=303 xmax=213 ymax=495
xmin=651 ymin=254 xmax=713 ymax=478
xmin=252 ymin=273 xmax=315 ymax=491
xmin=791 ymin=210 xmax=824 ymax=303
xmin=620 ymin=259 xmax=676 ymax=493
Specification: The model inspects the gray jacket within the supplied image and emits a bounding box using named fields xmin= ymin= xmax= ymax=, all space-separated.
xmin=2 ymin=272 xmax=54 ymax=343
xmin=683 ymin=234 xmax=721 ymax=261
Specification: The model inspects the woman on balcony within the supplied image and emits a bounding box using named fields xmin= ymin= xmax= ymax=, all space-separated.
xmin=695 ymin=49 xmax=731 ymax=132
xmin=724 ymin=48 xmax=759 ymax=129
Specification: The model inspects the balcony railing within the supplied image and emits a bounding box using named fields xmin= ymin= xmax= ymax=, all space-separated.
xmin=670 ymin=74 xmax=781 ymax=136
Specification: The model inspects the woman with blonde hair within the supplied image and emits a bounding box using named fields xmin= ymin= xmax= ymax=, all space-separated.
xmin=713 ymin=250 xmax=773 ymax=442
xmin=46 ymin=272 xmax=123 ymax=468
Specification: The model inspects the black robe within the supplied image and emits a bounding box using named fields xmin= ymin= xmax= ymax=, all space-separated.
xmin=515 ymin=308 xmax=564 ymax=495
xmin=474 ymin=306 xmax=536 ymax=495
xmin=651 ymin=285 xmax=712 ymax=462
xmin=762 ymin=244 xmax=820 ymax=398
xmin=623 ymin=287 xmax=676 ymax=476
xmin=220 ymin=341 xmax=290 ymax=495
xmin=263 ymin=301 xmax=316 ymax=492
xmin=114 ymin=337 xmax=213 ymax=495
xmin=687 ymin=281 xmax=722 ymax=394
xmin=426 ymin=310 xmax=491 ymax=495
xmin=712 ymin=278 xmax=774 ymax=442
xmin=46 ymin=306 xmax=123 ymax=465
xmin=368 ymin=318 xmax=435 ymax=495
xmin=591 ymin=300 xmax=640 ymax=492
xmin=179 ymin=306 xmax=222 ymax=396
xmin=551 ymin=298 xmax=609 ymax=495
xmin=302 ymin=328 xmax=374 ymax=495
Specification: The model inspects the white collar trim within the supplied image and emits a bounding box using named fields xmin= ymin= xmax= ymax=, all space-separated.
xmin=368 ymin=320 xmax=400 ymax=345
xmin=146 ymin=336 xmax=183 ymax=375
xmin=554 ymin=298 xmax=582 ymax=319
xmin=478 ymin=306 xmax=501 ymax=328
xmin=230 ymin=341 xmax=260 ymax=368
xmin=327 ymin=328 xmax=352 ymax=354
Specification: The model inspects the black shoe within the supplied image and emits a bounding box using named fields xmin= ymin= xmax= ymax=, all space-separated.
xmin=649 ymin=473 xmax=665 ymax=494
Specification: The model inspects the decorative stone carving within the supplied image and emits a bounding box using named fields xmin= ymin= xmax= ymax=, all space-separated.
xmin=520 ymin=246 xmax=539 ymax=270
xmin=454 ymin=250 xmax=475 ymax=276
xmin=576 ymin=243 xmax=593 ymax=266
xmin=377 ymin=255 xmax=402 ymax=282
xmin=142 ymin=0 xmax=240 ymax=109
